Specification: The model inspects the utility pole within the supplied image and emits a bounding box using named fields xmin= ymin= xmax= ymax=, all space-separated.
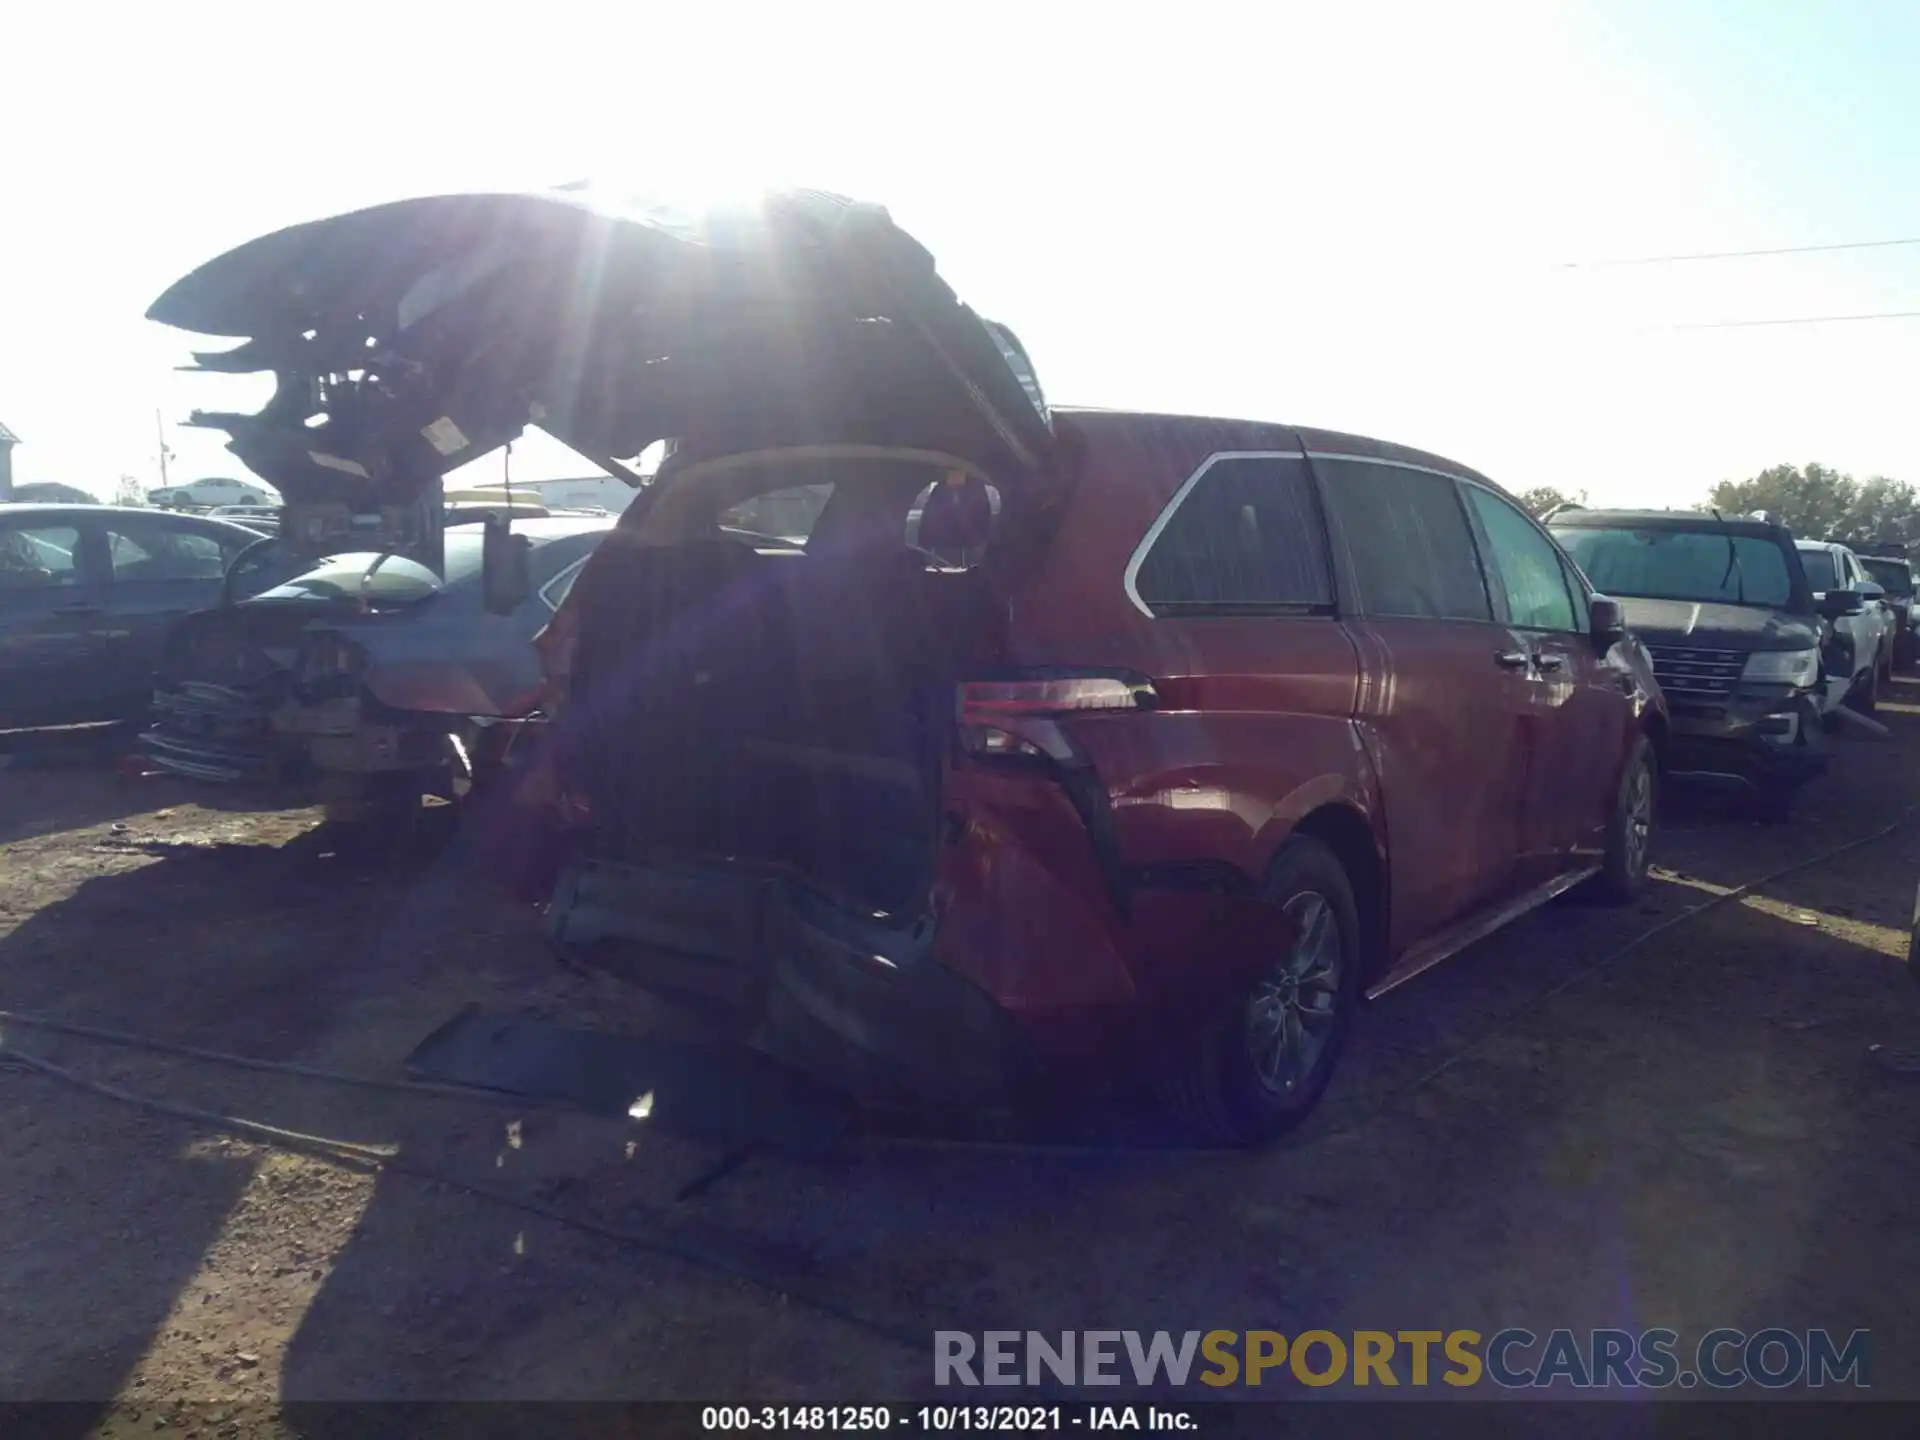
xmin=154 ymin=409 xmax=173 ymax=487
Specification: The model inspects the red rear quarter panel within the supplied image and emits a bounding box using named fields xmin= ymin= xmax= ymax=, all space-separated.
xmin=944 ymin=412 xmax=1379 ymax=1015
xmin=1011 ymin=411 xmax=1376 ymax=881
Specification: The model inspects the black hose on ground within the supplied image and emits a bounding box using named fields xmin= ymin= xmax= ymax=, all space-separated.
xmin=0 ymin=1043 xmax=929 ymax=1357
xmin=0 ymin=1009 xmax=577 ymax=1112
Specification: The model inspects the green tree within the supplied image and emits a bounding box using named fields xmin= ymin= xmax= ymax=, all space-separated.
xmin=1706 ymin=463 xmax=1920 ymax=547
xmin=1518 ymin=485 xmax=1585 ymax=518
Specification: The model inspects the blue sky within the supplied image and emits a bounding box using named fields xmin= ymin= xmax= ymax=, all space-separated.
xmin=2 ymin=0 xmax=1917 ymax=506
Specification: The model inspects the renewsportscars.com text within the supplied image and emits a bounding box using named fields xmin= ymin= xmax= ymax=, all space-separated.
xmin=934 ymin=1328 xmax=1871 ymax=1390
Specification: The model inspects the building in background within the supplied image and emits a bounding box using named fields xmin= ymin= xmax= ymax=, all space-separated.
xmin=0 ymin=421 xmax=16 ymax=500
xmin=452 ymin=474 xmax=638 ymax=513
xmin=8 ymin=482 xmax=95 ymax=504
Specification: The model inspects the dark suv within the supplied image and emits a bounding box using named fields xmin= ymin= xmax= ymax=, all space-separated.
xmin=1548 ymin=509 xmax=1834 ymax=818
xmin=150 ymin=187 xmax=1667 ymax=1144
xmin=1854 ymin=545 xmax=1919 ymax=669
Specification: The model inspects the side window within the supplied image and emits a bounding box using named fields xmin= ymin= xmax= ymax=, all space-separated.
xmin=1464 ymin=486 xmax=1579 ymax=632
xmin=0 ymin=525 xmax=83 ymax=590
xmin=1558 ymin=552 xmax=1591 ymax=630
xmin=104 ymin=520 xmax=231 ymax=581
xmin=1316 ymin=460 xmax=1491 ymax=620
xmin=1132 ymin=455 xmax=1334 ymax=614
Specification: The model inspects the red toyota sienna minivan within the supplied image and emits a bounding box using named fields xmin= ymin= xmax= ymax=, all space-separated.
xmin=150 ymin=185 xmax=1667 ymax=1144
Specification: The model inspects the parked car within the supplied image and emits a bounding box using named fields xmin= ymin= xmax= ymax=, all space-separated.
xmin=0 ymin=504 xmax=265 ymax=730
xmin=1549 ymin=509 xmax=1838 ymax=819
xmin=137 ymin=515 xmax=611 ymax=836
xmin=1853 ymin=548 xmax=1918 ymax=669
xmin=149 ymin=186 xmax=1667 ymax=1143
xmin=148 ymin=477 xmax=274 ymax=510
xmin=1797 ymin=539 xmax=1893 ymax=715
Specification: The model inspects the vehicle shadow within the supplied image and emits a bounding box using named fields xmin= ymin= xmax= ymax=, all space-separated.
xmin=0 ymin=755 xmax=197 ymax=847
xmin=0 ymin=1089 xmax=258 ymax=1426
xmin=0 ymin=812 xmax=574 ymax=1427
xmin=269 ymin=862 xmax=1920 ymax=1408
xmin=3 ymin=718 xmax=1918 ymax=1412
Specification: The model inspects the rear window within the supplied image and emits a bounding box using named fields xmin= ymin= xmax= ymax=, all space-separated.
xmin=1317 ymin=460 xmax=1492 ymax=621
xmin=1862 ymin=556 xmax=1912 ymax=595
xmin=1132 ymin=456 xmax=1333 ymax=615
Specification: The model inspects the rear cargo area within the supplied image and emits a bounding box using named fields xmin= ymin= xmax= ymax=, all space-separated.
xmin=561 ymin=527 xmax=1000 ymax=919
xmin=556 ymin=440 xmax=1022 ymax=926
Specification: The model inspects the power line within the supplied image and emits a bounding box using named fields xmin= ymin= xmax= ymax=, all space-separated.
xmin=1644 ymin=308 xmax=1920 ymax=332
xmin=1566 ymin=236 xmax=1920 ymax=268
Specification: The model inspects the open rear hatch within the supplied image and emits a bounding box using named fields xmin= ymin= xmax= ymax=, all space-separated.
xmin=154 ymin=188 xmax=1066 ymax=1044
xmin=150 ymin=185 xmax=1058 ymax=571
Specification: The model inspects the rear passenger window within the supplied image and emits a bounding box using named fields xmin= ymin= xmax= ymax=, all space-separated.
xmin=1132 ymin=456 xmax=1333 ymax=614
xmin=1316 ymin=460 xmax=1491 ymax=620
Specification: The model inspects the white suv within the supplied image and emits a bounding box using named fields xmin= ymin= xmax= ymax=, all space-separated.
xmin=1797 ymin=540 xmax=1894 ymax=717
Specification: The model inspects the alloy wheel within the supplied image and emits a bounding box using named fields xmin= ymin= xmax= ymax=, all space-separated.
xmin=1245 ymin=891 xmax=1343 ymax=1096
xmin=1625 ymin=761 xmax=1653 ymax=878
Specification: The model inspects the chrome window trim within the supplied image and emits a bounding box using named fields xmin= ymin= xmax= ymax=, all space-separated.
xmin=1121 ymin=450 xmax=1308 ymax=619
xmin=539 ymin=556 xmax=590 ymax=613
xmin=1304 ymin=451 xmax=1473 ymax=486
xmin=1453 ymin=473 xmax=1585 ymax=633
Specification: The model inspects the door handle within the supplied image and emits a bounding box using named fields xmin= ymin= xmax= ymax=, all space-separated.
xmin=51 ymin=603 xmax=102 ymax=617
xmin=1533 ymin=652 xmax=1566 ymax=672
xmin=1495 ymin=650 xmax=1532 ymax=669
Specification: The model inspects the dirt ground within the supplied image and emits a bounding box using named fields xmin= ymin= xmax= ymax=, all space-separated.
xmin=3 ymin=684 xmax=1920 ymax=1432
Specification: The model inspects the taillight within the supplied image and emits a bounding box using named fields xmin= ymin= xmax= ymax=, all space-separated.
xmin=956 ymin=669 xmax=1156 ymax=762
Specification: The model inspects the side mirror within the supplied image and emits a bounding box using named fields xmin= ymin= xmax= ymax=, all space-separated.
xmin=1858 ymin=580 xmax=1886 ymax=602
xmin=481 ymin=513 xmax=533 ymax=615
xmin=1817 ymin=588 xmax=1865 ymax=620
xmin=1589 ymin=594 xmax=1628 ymax=650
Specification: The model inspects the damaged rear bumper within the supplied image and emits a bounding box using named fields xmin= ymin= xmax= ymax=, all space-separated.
xmin=544 ymin=853 xmax=1285 ymax=1112
xmin=546 ymin=859 xmax=1036 ymax=1108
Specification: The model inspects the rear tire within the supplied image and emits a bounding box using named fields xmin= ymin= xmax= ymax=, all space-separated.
xmin=1592 ymin=738 xmax=1656 ymax=903
xmin=1155 ymin=836 xmax=1360 ymax=1147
